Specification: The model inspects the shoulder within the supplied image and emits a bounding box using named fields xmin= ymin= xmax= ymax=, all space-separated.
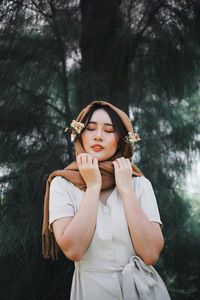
xmin=133 ymin=176 xmax=153 ymax=189
xmin=132 ymin=176 xmax=156 ymax=200
xmin=51 ymin=175 xmax=70 ymax=185
xmin=133 ymin=177 xmax=162 ymax=223
xmin=50 ymin=176 xmax=75 ymax=192
xmin=50 ymin=176 xmax=83 ymax=200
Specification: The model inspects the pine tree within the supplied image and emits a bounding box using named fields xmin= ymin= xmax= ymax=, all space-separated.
xmin=0 ymin=1 xmax=200 ymax=299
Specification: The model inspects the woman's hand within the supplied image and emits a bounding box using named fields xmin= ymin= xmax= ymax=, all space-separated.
xmin=77 ymin=153 xmax=102 ymax=189
xmin=112 ymin=157 xmax=133 ymax=194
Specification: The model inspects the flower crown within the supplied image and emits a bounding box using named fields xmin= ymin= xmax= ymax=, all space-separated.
xmin=64 ymin=120 xmax=85 ymax=142
xmin=64 ymin=120 xmax=141 ymax=146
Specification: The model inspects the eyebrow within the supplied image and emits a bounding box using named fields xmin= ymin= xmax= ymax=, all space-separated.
xmin=88 ymin=121 xmax=114 ymax=127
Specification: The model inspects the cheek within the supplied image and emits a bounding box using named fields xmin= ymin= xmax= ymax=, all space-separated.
xmin=81 ymin=132 xmax=90 ymax=148
xmin=109 ymin=136 xmax=118 ymax=150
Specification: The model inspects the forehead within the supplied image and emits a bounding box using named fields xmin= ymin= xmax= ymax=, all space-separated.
xmin=90 ymin=108 xmax=112 ymax=124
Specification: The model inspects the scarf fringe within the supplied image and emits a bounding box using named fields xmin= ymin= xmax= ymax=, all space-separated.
xmin=42 ymin=230 xmax=58 ymax=260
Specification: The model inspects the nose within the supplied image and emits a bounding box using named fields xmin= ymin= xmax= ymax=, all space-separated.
xmin=94 ymin=129 xmax=103 ymax=141
xmin=94 ymin=136 xmax=103 ymax=141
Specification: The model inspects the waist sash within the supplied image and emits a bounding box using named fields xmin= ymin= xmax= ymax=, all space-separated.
xmin=75 ymin=256 xmax=171 ymax=300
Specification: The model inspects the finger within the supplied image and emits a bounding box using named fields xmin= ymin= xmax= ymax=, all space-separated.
xmin=93 ymin=157 xmax=99 ymax=168
xmin=87 ymin=154 xmax=94 ymax=165
xmin=80 ymin=153 xmax=88 ymax=165
xmin=125 ymin=158 xmax=132 ymax=167
xmin=76 ymin=154 xmax=82 ymax=166
xmin=86 ymin=154 xmax=92 ymax=165
xmin=115 ymin=157 xmax=131 ymax=169
xmin=115 ymin=158 xmax=125 ymax=168
xmin=112 ymin=160 xmax=119 ymax=169
xmin=76 ymin=153 xmax=82 ymax=161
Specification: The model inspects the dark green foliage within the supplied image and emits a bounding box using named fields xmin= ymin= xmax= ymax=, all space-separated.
xmin=0 ymin=1 xmax=200 ymax=299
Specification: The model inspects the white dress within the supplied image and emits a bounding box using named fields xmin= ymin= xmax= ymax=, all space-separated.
xmin=49 ymin=176 xmax=163 ymax=300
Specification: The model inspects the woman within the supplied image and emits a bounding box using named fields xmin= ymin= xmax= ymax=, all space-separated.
xmin=42 ymin=100 xmax=171 ymax=300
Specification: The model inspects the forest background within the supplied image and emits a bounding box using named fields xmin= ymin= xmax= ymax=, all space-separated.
xmin=0 ymin=1 xmax=200 ymax=299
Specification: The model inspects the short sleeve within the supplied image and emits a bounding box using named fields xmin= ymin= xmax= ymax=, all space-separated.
xmin=138 ymin=177 xmax=162 ymax=225
xmin=49 ymin=176 xmax=75 ymax=231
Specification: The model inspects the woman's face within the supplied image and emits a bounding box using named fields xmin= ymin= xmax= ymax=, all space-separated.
xmin=81 ymin=108 xmax=119 ymax=161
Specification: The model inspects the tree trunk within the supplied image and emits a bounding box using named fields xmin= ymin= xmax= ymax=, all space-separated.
xmin=79 ymin=0 xmax=129 ymax=114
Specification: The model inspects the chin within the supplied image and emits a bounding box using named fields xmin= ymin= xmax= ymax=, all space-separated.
xmin=94 ymin=155 xmax=105 ymax=161
xmin=91 ymin=153 xmax=107 ymax=161
xmin=97 ymin=158 xmax=106 ymax=162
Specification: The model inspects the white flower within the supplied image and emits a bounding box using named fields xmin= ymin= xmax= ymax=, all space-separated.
xmin=71 ymin=120 xmax=85 ymax=134
xmin=64 ymin=120 xmax=85 ymax=142
xmin=125 ymin=131 xmax=141 ymax=145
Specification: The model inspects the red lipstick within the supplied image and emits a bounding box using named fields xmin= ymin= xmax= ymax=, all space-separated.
xmin=92 ymin=144 xmax=104 ymax=152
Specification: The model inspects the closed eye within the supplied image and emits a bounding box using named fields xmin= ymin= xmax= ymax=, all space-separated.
xmin=86 ymin=121 xmax=115 ymax=132
xmin=86 ymin=127 xmax=96 ymax=131
xmin=86 ymin=127 xmax=114 ymax=133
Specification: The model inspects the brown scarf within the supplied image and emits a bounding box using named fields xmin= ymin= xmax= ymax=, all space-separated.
xmin=42 ymin=100 xmax=143 ymax=259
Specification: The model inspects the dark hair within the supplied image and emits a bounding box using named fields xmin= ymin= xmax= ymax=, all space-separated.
xmin=80 ymin=103 xmax=129 ymax=154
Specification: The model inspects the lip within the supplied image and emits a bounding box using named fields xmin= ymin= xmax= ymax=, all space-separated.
xmin=91 ymin=144 xmax=104 ymax=152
